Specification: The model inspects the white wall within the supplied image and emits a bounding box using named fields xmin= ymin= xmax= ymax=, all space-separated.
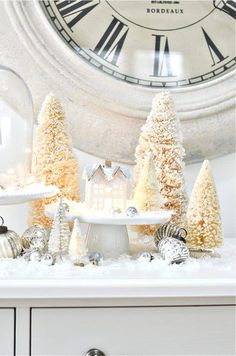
xmin=0 ymin=150 xmax=235 ymax=239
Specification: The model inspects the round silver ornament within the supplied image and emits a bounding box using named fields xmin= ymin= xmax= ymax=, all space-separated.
xmin=85 ymin=349 xmax=105 ymax=356
xmin=21 ymin=225 xmax=49 ymax=253
xmin=40 ymin=253 xmax=55 ymax=266
xmin=159 ymin=237 xmax=189 ymax=264
xmin=29 ymin=250 xmax=42 ymax=262
xmin=89 ymin=252 xmax=103 ymax=266
xmin=0 ymin=216 xmax=22 ymax=258
xmin=126 ymin=206 xmax=138 ymax=217
xmin=137 ymin=252 xmax=154 ymax=262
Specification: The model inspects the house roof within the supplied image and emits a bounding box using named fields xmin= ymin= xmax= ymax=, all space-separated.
xmin=83 ymin=164 xmax=129 ymax=181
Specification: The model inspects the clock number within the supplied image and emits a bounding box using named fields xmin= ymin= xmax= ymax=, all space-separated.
xmin=213 ymin=0 xmax=236 ymax=19
xmin=93 ymin=16 xmax=129 ymax=66
xmin=202 ymin=27 xmax=228 ymax=66
xmin=152 ymin=35 xmax=175 ymax=77
xmin=55 ymin=0 xmax=100 ymax=30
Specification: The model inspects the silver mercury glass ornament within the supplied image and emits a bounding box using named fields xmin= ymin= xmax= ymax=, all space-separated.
xmin=40 ymin=253 xmax=55 ymax=266
xmin=137 ymin=251 xmax=154 ymax=262
xmin=21 ymin=225 xmax=49 ymax=254
xmin=0 ymin=216 xmax=22 ymax=258
xmin=126 ymin=206 xmax=138 ymax=217
xmin=89 ymin=252 xmax=103 ymax=266
xmin=158 ymin=237 xmax=189 ymax=264
xmin=155 ymin=223 xmax=189 ymax=264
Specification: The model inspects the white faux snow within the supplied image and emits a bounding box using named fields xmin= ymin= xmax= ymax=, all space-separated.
xmin=0 ymin=183 xmax=59 ymax=205
xmin=0 ymin=240 xmax=235 ymax=281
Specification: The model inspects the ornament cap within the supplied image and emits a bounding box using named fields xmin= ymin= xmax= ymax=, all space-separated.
xmin=0 ymin=216 xmax=8 ymax=234
xmin=104 ymin=160 xmax=112 ymax=168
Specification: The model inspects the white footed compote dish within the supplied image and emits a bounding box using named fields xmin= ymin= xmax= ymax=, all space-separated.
xmin=0 ymin=183 xmax=59 ymax=205
xmin=45 ymin=201 xmax=172 ymax=258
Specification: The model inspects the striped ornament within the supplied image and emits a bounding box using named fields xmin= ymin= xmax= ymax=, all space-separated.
xmin=0 ymin=231 xmax=22 ymax=258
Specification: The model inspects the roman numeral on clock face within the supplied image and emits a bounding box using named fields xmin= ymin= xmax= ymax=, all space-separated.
xmin=202 ymin=27 xmax=228 ymax=66
xmin=152 ymin=34 xmax=175 ymax=77
xmin=55 ymin=0 xmax=100 ymax=29
xmin=213 ymin=0 xmax=236 ymax=19
xmin=93 ymin=16 xmax=129 ymax=66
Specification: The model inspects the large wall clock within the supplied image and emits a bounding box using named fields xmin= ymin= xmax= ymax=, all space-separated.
xmin=3 ymin=0 xmax=236 ymax=164
xmin=41 ymin=0 xmax=236 ymax=88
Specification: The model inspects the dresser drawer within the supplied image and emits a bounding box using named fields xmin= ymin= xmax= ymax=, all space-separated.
xmin=30 ymin=306 xmax=235 ymax=356
xmin=0 ymin=308 xmax=15 ymax=356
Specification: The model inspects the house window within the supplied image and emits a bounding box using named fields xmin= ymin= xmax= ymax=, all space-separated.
xmin=93 ymin=186 xmax=99 ymax=194
xmin=105 ymin=186 xmax=112 ymax=193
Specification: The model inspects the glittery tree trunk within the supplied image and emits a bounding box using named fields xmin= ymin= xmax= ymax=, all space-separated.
xmin=186 ymin=160 xmax=223 ymax=249
xmin=133 ymin=152 xmax=161 ymax=235
xmin=134 ymin=91 xmax=187 ymax=225
xmin=29 ymin=93 xmax=80 ymax=228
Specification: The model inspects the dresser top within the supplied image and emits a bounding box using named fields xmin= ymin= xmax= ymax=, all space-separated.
xmin=0 ymin=240 xmax=235 ymax=299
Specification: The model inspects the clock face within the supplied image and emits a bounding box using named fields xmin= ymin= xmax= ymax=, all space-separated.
xmin=41 ymin=0 xmax=236 ymax=88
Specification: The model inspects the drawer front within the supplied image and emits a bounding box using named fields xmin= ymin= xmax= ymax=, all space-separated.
xmin=31 ymin=306 xmax=235 ymax=356
xmin=0 ymin=308 xmax=15 ymax=356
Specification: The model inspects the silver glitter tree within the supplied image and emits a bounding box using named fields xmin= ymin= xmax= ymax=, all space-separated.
xmin=48 ymin=198 xmax=70 ymax=258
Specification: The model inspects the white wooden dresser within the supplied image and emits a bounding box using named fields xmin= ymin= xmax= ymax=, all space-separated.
xmin=0 ymin=275 xmax=235 ymax=356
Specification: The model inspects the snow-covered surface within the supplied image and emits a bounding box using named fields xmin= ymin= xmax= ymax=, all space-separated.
xmin=0 ymin=240 xmax=235 ymax=299
xmin=0 ymin=183 xmax=59 ymax=205
xmin=45 ymin=200 xmax=172 ymax=225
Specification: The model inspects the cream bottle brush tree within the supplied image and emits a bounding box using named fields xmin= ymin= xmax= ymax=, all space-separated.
xmin=29 ymin=93 xmax=80 ymax=228
xmin=134 ymin=91 xmax=187 ymax=225
xmin=186 ymin=160 xmax=223 ymax=249
xmin=69 ymin=219 xmax=87 ymax=265
xmin=132 ymin=152 xmax=161 ymax=235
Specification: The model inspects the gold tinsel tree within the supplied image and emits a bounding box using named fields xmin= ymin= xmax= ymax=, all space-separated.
xmin=186 ymin=160 xmax=223 ymax=249
xmin=133 ymin=152 xmax=161 ymax=235
xmin=134 ymin=91 xmax=187 ymax=225
xmin=29 ymin=93 xmax=80 ymax=228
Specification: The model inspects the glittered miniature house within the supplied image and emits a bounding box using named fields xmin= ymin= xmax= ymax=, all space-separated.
xmin=0 ymin=65 xmax=33 ymax=189
xmin=83 ymin=160 xmax=129 ymax=212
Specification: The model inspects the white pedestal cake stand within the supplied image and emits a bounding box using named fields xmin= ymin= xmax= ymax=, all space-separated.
xmin=0 ymin=184 xmax=59 ymax=205
xmin=45 ymin=207 xmax=172 ymax=259
xmin=80 ymin=212 xmax=172 ymax=258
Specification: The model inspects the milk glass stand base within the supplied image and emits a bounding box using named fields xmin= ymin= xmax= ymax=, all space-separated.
xmin=86 ymin=223 xmax=129 ymax=259
xmin=45 ymin=210 xmax=171 ymax=259
xmin=82 ymin=213 xmax=172 ymax=258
